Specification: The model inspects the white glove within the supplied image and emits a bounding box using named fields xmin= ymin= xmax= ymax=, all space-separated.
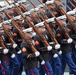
xmin=53 ymin=53 xmax=58 ymax=58
xmin=11 ymin=54 xmax=15 ymax=58
xmin=13 ymin=44 xmax=17 ymax=48
xmin=67 ymin=38 xmax=73 ymax=44
xmin=47 ymin=46 xmax=52 ymax=51
xmin=75 ymin=45 xmax=76 ymax=49
xmin=35 ymin=51 xmax=40 ymax=57
xmin=3 ymin=49 xmax=9 ymax=54
xmin=17 ymin=50 xmax=22 ymax=54
xmin=41 ymin=60 xmax=45 ymax=65
xmin=0 ymin=60 xmax=1 ymax=64
xmin=55 ymin=44 xmax=60 ymax=49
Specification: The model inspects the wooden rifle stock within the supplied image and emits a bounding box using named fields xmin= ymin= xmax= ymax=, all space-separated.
xmin=21 ymin=4 xmax=28 ymax=12
xmin=73 ymin=0 xmax=76 ymax=3
xmin=54 ymin=18 xmax=70 ymax=39
xmin=69 ymin=1 xmax=76 ymax=8
xmin=0 ymin=39 xmax=7 ymax=49
xmin=50 ymin=12 xmax=71 ymax=39
xmin=62 ymin=2 xmax=72 ymax=11
xmin=2 ymin=24 xmax=16 ymax=45
xmin=11 ymin=20 xmax=38 ymax=52
xmin=38 ymin=0 xmax=43 ymax=4
xmin=5 ymin=0 xmax=11 ymax=5
xmin=28 ymin=0 xmax=36 ymax=8
xmin=14 ymin=0 xmax=18 ymax=3
xmin=4 ymin=10 xmax=13 ymax=19
xmin=66 ymin=5 xmax=72 ymax=11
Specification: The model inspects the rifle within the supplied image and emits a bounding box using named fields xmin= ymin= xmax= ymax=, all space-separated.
xmin=54 ymin=1 xmax=76 ymax=32
xmin=66 ymin=5 xmax=72 ymax=11
xmin=5 ymin=0 xmax=11 ymax=5
xmin=62 ymin=2 xmax=72 ymax=11
xmin=73 ymin=0 xmax=76 ymax=3
xmin=14 ymin=0 xmax=18 ymax=3
xmin=0 ymin=38 xmax=9 ymax=54
xmin=69 ymin=1 xmax=76 ymax=8
xmin=29 ymin=0 xmax=60 ymax=49
xmin=2 ymin=24 xmax=17 ymax=48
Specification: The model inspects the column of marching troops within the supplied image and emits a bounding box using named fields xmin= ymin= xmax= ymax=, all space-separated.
xmin=0 ymin=0 xmax=76 ymax=75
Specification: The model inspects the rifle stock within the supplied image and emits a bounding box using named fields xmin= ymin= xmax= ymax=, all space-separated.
xmin=73 ymin=0 xmax=76 ymax=3
xmin=0 ymin=39 xmax=7 ymax=49
xmin=5 ymin=0 xmax=11 ymax=5
xmin=28 ymin=0 xmax=36 ymax=8
xmin=66 ymin=5 xmax=72 ymax=11
xmin=2 ymin=24 xmax=16 ymax=45
xmin=69 ymin=1 xmax=76 ymax=8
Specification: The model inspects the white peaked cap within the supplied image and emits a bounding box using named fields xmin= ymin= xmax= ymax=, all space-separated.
xmin=30 ymin=8 xmax=39 ymax=12
xmin=17 ymin=0 xmax=26 ymax=4
xmin=37 ymin=4 xmax=45 ymax=8
xmin=13 ymin=15 xmax=21 ymax=20
xmin=24 ymin=11 xmax=30 ymax=16
xmin=46 ymin=0 xmax=54 ymax=5
xmin=35 ymin=22 xmax=44 ymax=27
xmin=0 ymin=24 xmax=2 ymax=27
xmin=57 ymin=15 xmax=66 ymax=20
xmin=23 ymin=27 xmax=33 ymax=33
xmin=46 ymin=18 xmax=54 ymax=23
xmin=3 ymin=20 xmax=10 ymax=24
xmin=67 ymin=10 xmax=76 ymax=15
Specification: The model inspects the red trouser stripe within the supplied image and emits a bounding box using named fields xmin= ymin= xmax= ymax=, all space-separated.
xmin=44 ymin=64 xmax=50 ymax=75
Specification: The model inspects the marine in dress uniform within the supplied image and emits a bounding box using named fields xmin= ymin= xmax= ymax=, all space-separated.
xmin=2 ymin=24 xmax=20 ymax=75
xmin=33 ymin=24 xmax=54 ymax=75
xmin=21 ymin=28 xmax=40 ymax=75
xmin=56 ymin=20 xmax=76 ymax=75
xmin=0 ymin=28 xmax=9 ymax=75
xmin=66 ymin=15 xmax=76 ymax=75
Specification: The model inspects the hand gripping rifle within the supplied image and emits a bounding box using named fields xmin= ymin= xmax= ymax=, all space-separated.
xmin=29 ymin=0 xmax=60 ymax=50
xmin=54 ymin=1 xmax=76 ymax=33
xmin=2 ymin=24 xmax=17 ymax=49
xmin=51 ymin=12 xmax=73 ymax=43
xmin=0 ymin=38 xmax=9 ymax=54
